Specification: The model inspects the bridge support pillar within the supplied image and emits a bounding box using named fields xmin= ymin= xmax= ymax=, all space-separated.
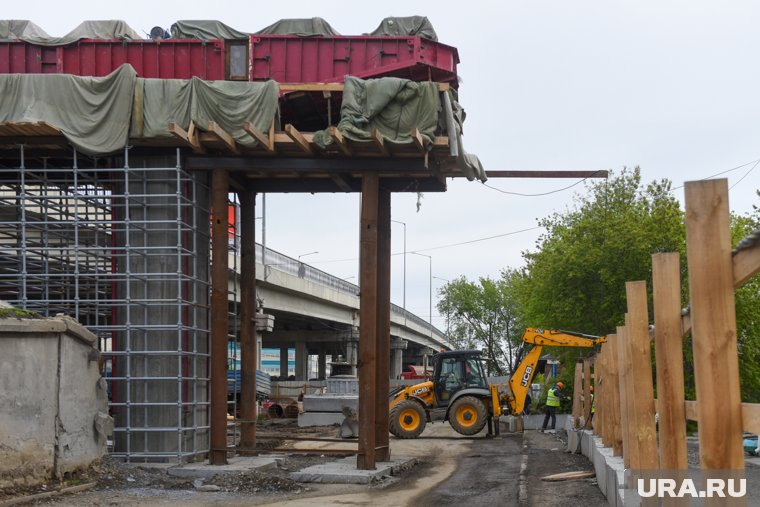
xmin=295 ymin=341 xmax=308 ymax=381
xmin=345 ymin=329 xmax=359 ymax=376
xmin=318 ymin=347 xmax=327 ymax=380
xmin=391 ymin=338 xmax=407 ymax=379
xmin=279 ymin=345 xmax=289 ymax=379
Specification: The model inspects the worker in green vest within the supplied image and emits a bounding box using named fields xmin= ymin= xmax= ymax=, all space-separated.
xmin=589 ymin=385 xmax=595 ymax=424
xmin=540 ymin=381 xmax=565 ymax=432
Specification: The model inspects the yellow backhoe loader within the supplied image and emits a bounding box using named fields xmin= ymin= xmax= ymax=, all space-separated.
xmin=388 ymin=327 xmax=605 ymax=439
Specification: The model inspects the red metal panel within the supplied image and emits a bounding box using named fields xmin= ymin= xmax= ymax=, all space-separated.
xmin=250 ymin=35 xmax=459 ymax=85
xmin=0 ymin=39 xmax=226 ymax=80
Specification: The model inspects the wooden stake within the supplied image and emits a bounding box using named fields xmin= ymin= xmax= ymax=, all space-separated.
xmin=652 ymin=252 xmax=688 ymax=471
xmin=607 ymin=334 xmax=623 ymax=456
xmin=583 ymin=359 xmax=592 ymax=429
xmin=572 ymin=362 xmax=584 ymax=428
xmin=684 ymin=179 xmax=744 ymax=471
xmin=617 ymin=324 xmax=632 ymax=468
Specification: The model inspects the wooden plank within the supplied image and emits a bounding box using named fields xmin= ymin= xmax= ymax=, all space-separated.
xmin=597 ymin=345 xmax=609 ymax=442
xmin=572 ymin=362 xmax=583 ymax=428
xmin=583 ymin=359 xmax=592 ymax=429
xmin=684 ymin=179 xmax=744 ymax=471
xmin=410 ymin=128 xmax=425 ymax=153
xmin=328 ymin=126 xmax=352 ymax=156
xmin=541 ymin=471 xmax=596 ymax=482
xmin=652 ymin=252 xmax=688 ymax=471
xmin=607 ymin=335 xmax=623 ymax=456
xmin=284 ymin=124 xmax=314 ymax=154
xmin=167 ymin=122 xmax=206 ymax=153
xmin=371 ymin=129 xmax=389 ymax=156
xmin=733 ymin=241 xmax=760 ymax=287
xmin=357 ymin=172 xmax=379 ymax=470
xmin=617 ymin=324 xmax=632 ymax=468
xmin=279 ymin=82 xmax=450 ymax=92
xmin=486 ymin=170 xmax=609 ymax=179
xmin=625 ymin=281 xmax=658 ymax=470
xmin=685 ymin=401 xmax=760 ymax=434
xmin=242 ymin=121 xmax=275 ymax=153
xmin=374 ymin=188 xmax=391 ymax=462
xmin=207 ymin=121 xmax=240 ymax=154
xmin=684 ymin=400 xmax=698 ymax=421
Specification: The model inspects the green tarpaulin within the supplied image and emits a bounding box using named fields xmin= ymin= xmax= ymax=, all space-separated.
xmin=0 ymin=20 xmax=50 ymax=40
xmin=367 ymin=16 xmax=437 ymax=41
xmin=170 ymin=20 xmax=248 ymax=40
xmin=0 ymin=64 xmax=137 ymax=155
xmin=132 ymin=78 xmax=279 ymax=147
xmin=255 ymin=18 xmax=339 ymax=36
xmin=6 ymin=20 xmax=141 ymax=46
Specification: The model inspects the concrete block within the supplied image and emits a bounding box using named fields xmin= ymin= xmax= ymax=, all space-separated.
xmin=289 ymin=455 xmax=416 ymax=484
xmin=325 ymin=376 xmax=359 ymax=394
xmin=298 ymin=412 xmax=344 ymax=427
xmin=522 ymin=413 xmax=570 ymax=430
xmin=167 ymin=456 xmax=281 ymax=478
xmin=302 ymin=394 xmax=358 ymax=413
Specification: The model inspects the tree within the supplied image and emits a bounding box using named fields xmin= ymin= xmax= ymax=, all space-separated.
xmin=437 ymin=268 xmax=526 ymax=376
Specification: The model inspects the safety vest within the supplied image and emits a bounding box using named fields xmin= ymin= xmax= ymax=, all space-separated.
xmin=590 ymin=393 xmax=595 ymax=413
xmin=547 ymin=387 xmax=561 ymax=407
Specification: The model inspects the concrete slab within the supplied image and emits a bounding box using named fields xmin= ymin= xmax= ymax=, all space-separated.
xmin=289 ymin=455 xmax=417 ymax=484
xmin=298 ymin=412 xmax=344 ymax=427
xmin=166 ymin=456 xmax=281 ymax=478
xmin=302 ymin=394 xmax=358 ymax=412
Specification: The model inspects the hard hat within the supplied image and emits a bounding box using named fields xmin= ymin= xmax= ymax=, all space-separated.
xmin=556 ymin=381 xmax=564 ymax=389
xmin=589 ymin=385 xmax=594 ymax=392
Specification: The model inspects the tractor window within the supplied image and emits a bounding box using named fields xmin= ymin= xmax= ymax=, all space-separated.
xmin=437 ymin=357 xmax=464 ymax=403
xmin=464 ymin=358 xmax=487 ymax=388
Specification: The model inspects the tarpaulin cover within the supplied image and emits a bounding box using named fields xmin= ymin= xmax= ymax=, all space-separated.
xmin=313 ymin=76 xmax=439 ymax=149
xmin=0 ymin=20 xmax=50 ymax=40
xmin=132 ymin=78 xmax=279 ymax=147
xmin=367 ymin=16 xmax=438 ymax=41
xmin=170 ymin=20 xmax=248 ymax=40
xmin=441 ymin=89 xmax=486 ymax=181
xmin=255 ymin=18 xmax=340 ymax=36
xmin=11 ymin=20 xmax=142 ymax=46
xmin=0 ymin=64 xmax=137 ymax=155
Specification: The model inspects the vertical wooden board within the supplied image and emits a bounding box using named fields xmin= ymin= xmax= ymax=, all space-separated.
xmin=684 ymin=179 xmax=744 ymax=470
xmin=599 ymin=346 xmax=609 ymax=442
xmin=374 ymin=188 xmax=391 ymax=462
xmin=572 ymin=362 xmax=584 ymax=428
xmin=617 ymin=325 xmax=633 ymax=468
xmin=357 ymin=173 xmax=379 ymax=470
xmin=607 ymin=334 xmax=623 ymax=456
xmin=239 ymin=189 xmax=257 ymax=449
xmin=652 ymin=252 xmax=688 ymax=471
xmin=583 ymin=359 xmax=592 ymax=429
xmin=625 ymin=281 xmax=659 ymax=471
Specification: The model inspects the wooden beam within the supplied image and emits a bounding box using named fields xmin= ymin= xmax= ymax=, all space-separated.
xmin=284 ymin=124 xmax=314 ymax=154
xmin=243 ymin=121 xmax=275 ymax=153
xmin=328 ymin=126 xmax=352 ymax=156
xmin=625 ymin=281 xmax=658 ymax=471
xmin=733 ymin=240 xmax=760 ymax=287
xmin=607 ymin=335 xmax=623 ymax=456
xmin=279 ymin=82 xmax=450 ymax=92
xmin=684 ymin=400 xmax=760 ymax=435
xmin=617 ymin=324 xmax=632 ymax=468
xmin=329 ymin=173 xmax=353 ymax=192
xmin=652 ymin=252 xmax=688 ymax=471
xmin=572 ymin=362 xmax=583 ymax=428
xmin=168 ymin=122 xmax=206 ymax=153
xmin=371 ymin=129 xmax=389 ymax=156
xmin=582 ymin=359 xmax=592 ymax=429
xmin=236 ymin=177 xmax=445 ymax=193
xmin=684 ymin=179 xmax=744 ymax=471
xmin=486 ymin=170 xmax=609 ymax=179
xmin=375 ymin=187 xmax=391 ymax=462
xmin=207 ymin=121 xmax=239 ymax=154
xmin=186 ymin=156 xmax=430 ymax=173
xmin=410 ymin=128 xmax=425 ymax=153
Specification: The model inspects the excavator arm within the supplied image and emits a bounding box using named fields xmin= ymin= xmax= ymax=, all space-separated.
xmin=506 ymin=327 xmax=606 ymax=415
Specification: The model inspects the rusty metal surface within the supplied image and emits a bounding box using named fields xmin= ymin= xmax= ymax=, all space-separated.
xmin=375 ymin=188 xmax=391 ymax=462
xmin=239 ymin=189 xmax=257 ymax=448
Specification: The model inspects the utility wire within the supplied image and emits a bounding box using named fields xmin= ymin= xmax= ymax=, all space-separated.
xmin=482 ymin=170 xmax=607 ymax=197
xmin=729 ymin=159 xmax=760 ymax=190
xmin=671 ymin=158 xmax=760 ymax=191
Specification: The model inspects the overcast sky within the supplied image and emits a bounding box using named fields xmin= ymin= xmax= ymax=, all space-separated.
xmin=9 ymin=1 xmax=760 ymax=329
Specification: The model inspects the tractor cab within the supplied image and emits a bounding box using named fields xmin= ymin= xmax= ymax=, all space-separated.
xmin=432 ymin=350 xmax=489 ymax=405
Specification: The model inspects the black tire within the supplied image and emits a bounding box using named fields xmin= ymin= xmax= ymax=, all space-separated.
xmin=449 ymin=395 xmax=488 ymax=435
xmin=389 ymin=400 xmax=427 ymax=439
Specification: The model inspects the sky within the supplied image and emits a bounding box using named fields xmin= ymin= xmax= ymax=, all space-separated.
xmin=9 ymin=1 xmax=760 ymax=330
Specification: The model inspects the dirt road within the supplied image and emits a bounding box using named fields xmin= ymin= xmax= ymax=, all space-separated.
xmin=22 ymin=424 xmax=607 ymax=506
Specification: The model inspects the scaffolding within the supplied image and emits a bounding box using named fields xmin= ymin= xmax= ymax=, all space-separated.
xmin=0 ymin=147 xmax=216 ymax=462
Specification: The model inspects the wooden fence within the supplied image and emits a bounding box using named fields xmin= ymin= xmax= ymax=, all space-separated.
xmin=587 ymin=179 xmax=759 ymax=476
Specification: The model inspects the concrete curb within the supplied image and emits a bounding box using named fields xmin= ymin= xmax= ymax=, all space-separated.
xmin=289 ymin=456 xmax=417 ymax=484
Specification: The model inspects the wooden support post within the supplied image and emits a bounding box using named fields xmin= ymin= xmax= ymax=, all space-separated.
xmin=625 ymin=281 xmax=659 ymax=471
xmin=357 ymin=173 xmax=379 ymax=470
xmin=572 ymin=362 xmax=583 ymax=428
xmin=596 ymin=346 xmax=606 ymax=439
xmin=652 ymin=253 xmax=688 ymax=471
xmin=375 ymin=187 xmax=391 ymax=462
xmin=617 ymin=325 xmax=632 ymax=468
xmin=210 ymin=168 xmax=229 ymax=465
xmin=583 ymin=359 xmax=592 ymax=429
xmin=684 ymin=180 xmax=744 ymax=471
xmin=239 ymin=189 xmax=257 ymax=450
xmin=606 ymin=335 xmax=623 ymax=456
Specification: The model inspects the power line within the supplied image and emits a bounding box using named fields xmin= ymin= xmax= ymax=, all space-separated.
xmin=671 ymin=158 xmax=760 ymax=191
xmin=482 ymin=170 xmax=607 ymax=197
xmin=729 ymin=159 xmax=760 ymax=190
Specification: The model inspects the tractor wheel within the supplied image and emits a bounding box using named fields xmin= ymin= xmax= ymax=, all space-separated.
xmin=389 ymin=400 xmax=427 ymax=439
xmin=449 ymin=396 xmax=488 ymax=435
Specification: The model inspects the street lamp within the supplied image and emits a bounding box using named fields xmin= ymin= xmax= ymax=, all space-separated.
xmin=298 ymin=251 xmax=319 ymax=262
xmin=391 ymin=219 xmax=406 ymax=314
xmin=410 ymin=251 xmax=432 ymax=340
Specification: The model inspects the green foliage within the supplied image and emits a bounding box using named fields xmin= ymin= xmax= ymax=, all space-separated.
xmin=0 ymin=307 xmax=40 ymax=319
xmin=436 ymin=269 xmax=527 ymax=375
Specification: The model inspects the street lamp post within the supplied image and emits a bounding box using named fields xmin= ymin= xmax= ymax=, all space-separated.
xmin=391 ymin=219 xmax=406 ymax=315
xmin=297 ymin=251 xmax=318 ymax=279
xmin=411 ymin=251 xmax=432 ymax=340
xmin=298 ymin=251 xmax=319 ymax=262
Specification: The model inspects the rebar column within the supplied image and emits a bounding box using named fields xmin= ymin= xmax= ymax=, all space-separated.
xmin=210 ymin=169 xmax=229 ymax=465
xmin=239 ymin=189 xmax=257 ymax=450
xmin=357 ymin=173 xmax=379 ymax=470
xmin=375 ymin=187 xmax=391 ymax=462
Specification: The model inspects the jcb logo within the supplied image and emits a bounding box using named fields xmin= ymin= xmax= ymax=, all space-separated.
xmin=520 ymin=366 xmax=533 ymax=387
xmin=413 ymin=387 xmax=428 ymax=395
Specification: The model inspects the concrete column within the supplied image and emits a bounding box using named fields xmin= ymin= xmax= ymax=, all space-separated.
xmin=318 ymin=348 xmax=327 ymax=380
xmin=295 ymin=341 xmax=308 ymax=381
xmin=345 ymin=328 xmax=359 ymax=376
xmin=279 ymin=345 xmax=289 ymax=379
xmin=391 ymin=338 xmax=407 ymax=379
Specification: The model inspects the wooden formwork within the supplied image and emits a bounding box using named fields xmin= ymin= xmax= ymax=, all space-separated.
xmin=594 ymin=178 xmax=760 ymax=479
